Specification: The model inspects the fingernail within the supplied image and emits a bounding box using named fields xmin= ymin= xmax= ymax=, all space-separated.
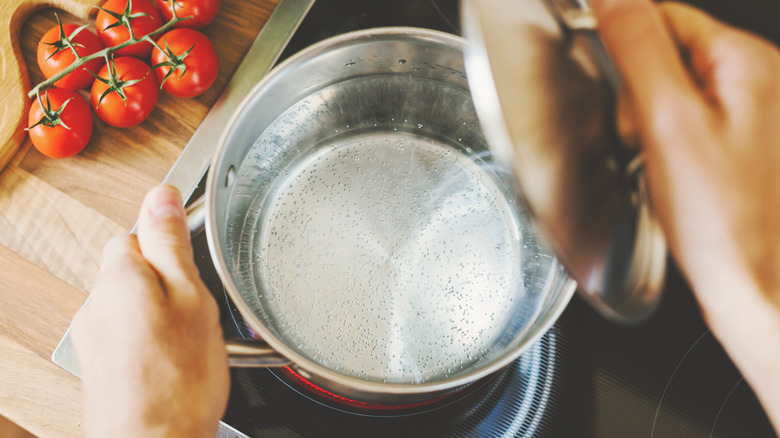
xmin=148 ymin=185 xmax=183 ymax=218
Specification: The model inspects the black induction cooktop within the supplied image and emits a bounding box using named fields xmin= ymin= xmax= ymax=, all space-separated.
xmin=191 ymin=0 xmax=780 ymax=436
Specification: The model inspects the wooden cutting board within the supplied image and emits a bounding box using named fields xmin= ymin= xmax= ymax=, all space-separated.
xmin=2 ymin=0 xmax=278 ymax=290
xmin=0 ymin=1 xmax=278 ymax=436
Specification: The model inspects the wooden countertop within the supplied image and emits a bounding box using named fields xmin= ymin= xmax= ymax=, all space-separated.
xmin=0 ymin=1 xmax=279 ymax=436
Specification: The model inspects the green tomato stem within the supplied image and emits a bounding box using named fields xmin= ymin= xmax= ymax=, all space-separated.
xmin=27 ymin=13 xmax=193 ymax=99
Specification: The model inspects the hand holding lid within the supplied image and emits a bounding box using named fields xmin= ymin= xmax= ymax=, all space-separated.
xmin=462 ymin=0 xmax=667 ymax=323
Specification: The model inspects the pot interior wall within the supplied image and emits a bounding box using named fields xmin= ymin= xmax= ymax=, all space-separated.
xmin=207 ymin=29 xmax=574 ymax=398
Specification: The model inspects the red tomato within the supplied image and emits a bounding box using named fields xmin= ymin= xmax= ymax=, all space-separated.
xmin=151 ymin=29 xmax=219 ymax=98
xmin=27 ymin=89 xmax=93 ymax=158
xmin=95 ymin=0 xmax=162 ymax=58
xmin=154 ymin=0 xmax=221 ymax=29
xmin=37 ymin=23 xmax=104 ymax=90
xmin=91 ymin=57 xmax=159 ymax=127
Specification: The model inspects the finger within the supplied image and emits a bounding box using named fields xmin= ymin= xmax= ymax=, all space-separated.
xmin=591 ymin=0 xmax=704 ymax=127
xmin=101 ymin=234 xmax=141 ymax=266
xmin=97 ymin=233 xmax=161 ymax=293
xmin=75 ymin=235 xmax=154 ymax=354
xmin=659 ymin=2 xmax=780 ymax=123
xmin=70 ymin=304 xmax=92 ymax=362
xmin=616 ymin=88 xmax=640 ymax=149
xmin=135 ymin=185 xmax=199 ymax=292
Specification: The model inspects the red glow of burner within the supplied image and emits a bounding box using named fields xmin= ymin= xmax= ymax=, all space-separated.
xmin=243 ymin=330 xmax=455 ymax=410
xmin=281 ymin=367 xmax=452 ymax=411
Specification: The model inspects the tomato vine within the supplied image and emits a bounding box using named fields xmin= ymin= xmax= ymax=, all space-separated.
xmin=26 ymin=91 xmax=74 ymax=131
xmin=40 ymin=13 xmax=90 ymax=63
xmin=146 ymin=35 xmax=195 ymax=88
xmin=27 ymin=0 xmax=193 ymax=99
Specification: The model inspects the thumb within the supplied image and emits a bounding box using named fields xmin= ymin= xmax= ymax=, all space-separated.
xmin=135 ymin=185 xmax=198 ymax=289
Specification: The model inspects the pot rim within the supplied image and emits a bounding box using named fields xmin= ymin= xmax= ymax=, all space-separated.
xmin=205 ymin=26 xmax=577 ymax=396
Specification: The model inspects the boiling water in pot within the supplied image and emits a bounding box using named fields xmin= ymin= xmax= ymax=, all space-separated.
xmin=226 ymin=75 xmax=553 ymax=385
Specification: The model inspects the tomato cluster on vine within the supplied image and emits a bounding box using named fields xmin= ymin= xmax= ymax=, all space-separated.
xmin=28 ymin=0 xmax=221 ymax=159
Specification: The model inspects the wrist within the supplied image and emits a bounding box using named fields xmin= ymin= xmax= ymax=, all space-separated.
xmin=686 ymin=265 xmax=780 ymax=432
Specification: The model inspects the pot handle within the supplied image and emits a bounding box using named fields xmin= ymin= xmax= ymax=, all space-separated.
xmin=186 ymin=195 xmax=207 ymax=235
xmin=226 ymin=339 xmax=293 ymax=367
xmin=184 ymin=196 xmax=293 ymax=368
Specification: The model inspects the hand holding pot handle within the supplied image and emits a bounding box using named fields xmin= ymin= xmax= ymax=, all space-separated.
xmin=593 ymin=0 xmax=780 ymax=432
xmin=72 ymin=186 xmax=291 ymax=436
xmin=71 ymin=185 xmax=230 ymax=438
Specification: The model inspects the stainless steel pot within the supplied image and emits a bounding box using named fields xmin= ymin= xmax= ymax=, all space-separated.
xmin=190 ymin=27 xmax=576 ymax=404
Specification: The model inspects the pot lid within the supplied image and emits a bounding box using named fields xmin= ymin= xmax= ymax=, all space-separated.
xmin=461 ymin=0 xmax=667 ymax=323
